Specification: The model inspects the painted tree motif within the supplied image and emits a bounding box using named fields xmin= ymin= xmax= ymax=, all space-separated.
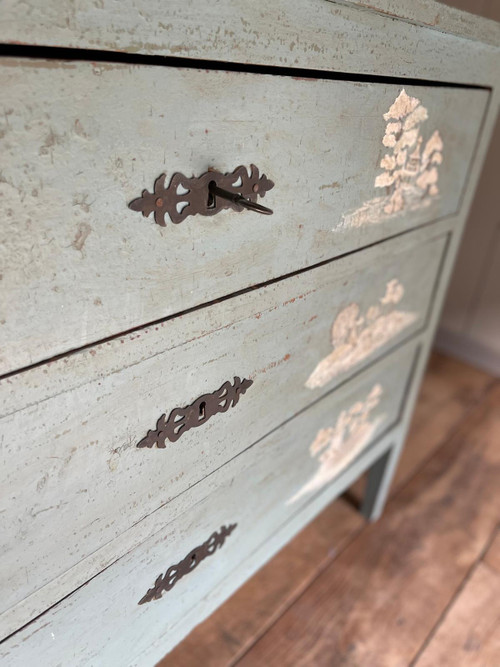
xmin=306 ymin=279 xmax=417 ymax=389
xmin=342 ymin=89 xmax=444 ymax=228
xmin=287 ymin=384 xmax=385 ymax=504
xmin=375 ymin=89 xmax=443 ymax=215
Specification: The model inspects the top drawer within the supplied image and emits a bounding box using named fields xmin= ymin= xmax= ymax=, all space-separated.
xmin=0 ymin=58 xmax=488 ymax=374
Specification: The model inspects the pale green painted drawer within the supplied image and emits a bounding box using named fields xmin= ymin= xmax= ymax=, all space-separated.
xmin=0 ymin=58 xmax=487 ymax=374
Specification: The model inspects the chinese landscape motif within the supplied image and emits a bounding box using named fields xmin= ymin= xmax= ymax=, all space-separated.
xmin=306 ymin=279 xmax=417 ymax=389
xmin=288 ymin=384 xmax=385 ymax=504
xmin=342 ymin=89 xmax=443 ymax=228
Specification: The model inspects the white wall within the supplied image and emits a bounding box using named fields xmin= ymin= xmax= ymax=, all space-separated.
xmin=435 ymin=1 xmax=500 ymax=376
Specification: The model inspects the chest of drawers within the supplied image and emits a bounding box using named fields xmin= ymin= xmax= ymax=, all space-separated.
xmin=1 ymin=1 xmax=499 ymax=664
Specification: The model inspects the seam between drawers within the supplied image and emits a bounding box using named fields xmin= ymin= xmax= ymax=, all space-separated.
xmin=0 ymin=221 xmax=456 ymax=386
xmin=0 ymin=44 xmax=491 ymax=92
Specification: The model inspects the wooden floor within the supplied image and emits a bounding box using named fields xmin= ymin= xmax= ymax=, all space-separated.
xmin=158 ymin=353 xmax=500 ymax=667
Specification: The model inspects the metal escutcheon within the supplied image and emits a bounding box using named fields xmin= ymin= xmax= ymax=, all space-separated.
xmin=128 ymin=164 xmax=274 ymax=226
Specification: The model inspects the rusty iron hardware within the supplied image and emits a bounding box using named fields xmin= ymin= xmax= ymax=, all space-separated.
xmin=208 ymin=182 xmax=273 ymax=215
xmin=136 ymin=376 xmax=253 ymax=448
xmin=138 ymin=524 xmax=237 ymax=604
xmin=128 ymin=164 xmax=274 ymax=226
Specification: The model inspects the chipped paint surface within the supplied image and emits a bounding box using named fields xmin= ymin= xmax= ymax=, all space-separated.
xmin=306 ymin=279 xmax=417 ymax=389
xmin=288 ymin=384 xmax=385 ymax=504
xmin=342 ymin=89 xmax=444 ymax=228
xmin=71 ymin=222 xmax=91 ymax=252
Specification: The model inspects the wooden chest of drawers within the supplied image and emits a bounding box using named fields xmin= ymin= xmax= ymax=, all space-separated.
xmin=1 ymin=1 xmax=499 ymax=664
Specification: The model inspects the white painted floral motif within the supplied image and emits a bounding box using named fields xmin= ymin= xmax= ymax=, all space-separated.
xmin=341 ymin=89 xmax=443 ymax=228
xmin=288 ymin=384 xmax=385 ymax=504
xmin=306 ymin=279 xmax=417 ymax=389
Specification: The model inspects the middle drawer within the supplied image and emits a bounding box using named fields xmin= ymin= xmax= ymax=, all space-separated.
xmin=1 ymin=229 xmax=446 ymax=620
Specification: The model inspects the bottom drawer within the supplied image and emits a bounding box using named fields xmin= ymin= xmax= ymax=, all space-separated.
xmin=1 ymin=340 xmax=419 ymax=666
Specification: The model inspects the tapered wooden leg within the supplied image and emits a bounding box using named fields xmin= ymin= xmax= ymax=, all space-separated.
xmin=361 ymin=446 xmax=399 ymax=522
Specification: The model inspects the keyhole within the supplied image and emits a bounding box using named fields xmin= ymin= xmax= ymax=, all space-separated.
xmin=207 ymin=181 xmax=216 ymax=208
xmin=199 ymin=401 xmax=206 ymax=420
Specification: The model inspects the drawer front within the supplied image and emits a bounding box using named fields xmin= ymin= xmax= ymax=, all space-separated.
xmin=0 ymin=340 xmax=418 ymax=663
xmin=0 ymin=229 xmax=446 ymax=619
xmin=0 ymin=58 xmax=487 ymax=373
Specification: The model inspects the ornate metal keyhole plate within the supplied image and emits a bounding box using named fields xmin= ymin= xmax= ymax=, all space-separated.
xmin=128 ymin=164 xmax=274 ymax=226
xmin=138 ymin=524 xmax=237 ymax=604
xmin=136 ymin=376 xmax=253 ymax=448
